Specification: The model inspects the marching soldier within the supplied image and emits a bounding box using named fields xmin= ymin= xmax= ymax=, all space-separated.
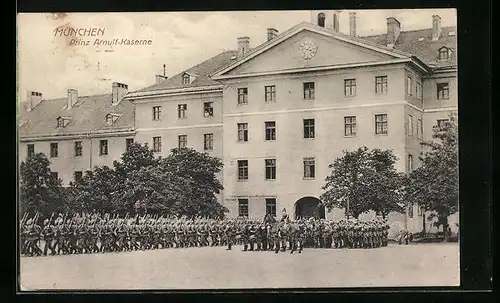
xmin=41 ymin=219 xmax=55 ymax=256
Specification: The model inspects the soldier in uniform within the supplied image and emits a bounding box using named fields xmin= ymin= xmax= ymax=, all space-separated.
xmin=224 ymin=220 xmax=234 ymax=250
xmin=41 ymin=219 xmax=56 ymax=256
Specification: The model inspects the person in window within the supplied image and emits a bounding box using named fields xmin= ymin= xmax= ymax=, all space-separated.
xmin=280 ymin=208 xmax=289 ymax=223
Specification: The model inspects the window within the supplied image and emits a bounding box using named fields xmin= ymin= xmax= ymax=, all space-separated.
xmin=74 ymin=141 xmax=83 ymax=157
xmin=74 ymin=171 xmax=83 ymax=183
xmin=265 ymin=121 xmax=276 ymax=141
xmin=437 ymin=83 xmax=449 ymax=100
xmin=27 ymin=144 xmax=34 ymax=157
xmin=375 ymin=76 xmax=388 ymax=94
xmin=408 ymin=154 xmax=414 ymax=173
xmin=51 ymin=172 xmax=58 ymax=180
xmin=407 ymin=76 xmax=413 ymax=96
xmin=416 ymin=82 xmax=422 ymax=100
xmin=126 ymin=138 xmax=134 ymax=151
xmin=203 ymin=102 xmax=213 ymax=117
xmin=408 ymin=204 xmax=414 ymax=218
xmin=178 ymin=135 xmax=187 ymax=148
xmin=317 ymin=13 xmax=326 ymax=27
xmin=238 ymin=88 xmax=248 ymax=105
xmin=153 ymin=136 xmax=162 ymax=153
xmin=182 ymin=74 xmax=190 ymax=85
xmin=437 ymin=119 xmax=449 ymax=130
xmin=303 ymin=119 xmax=315 ymax=139
xmin=375 ymin=114 xmax=388 ymax=135
xmin=344 ymin=79 xmax=357 ymax=97
xmin=204 ymin=133 xmax=214 ymax=151
xmin=50 ymin=143 xmax=58 ymax=158
xmin=265 ymin=159 xmax=276 ymax=180
xmin=344 ymin=116 xmax=357 ymax=136
xmin=57 ymin=118 xmax=65 ymax=128
xmin=266 ymin=198 xmax=277 ymax=216
xmin=99 ymin=140 xmax=108 ymax=156
xmin=417 ymin=119 xmax=423 ymax=139
xmin=238 ymin=199 xmax=249 ymax=217
xmin=303 ymin=157 xmax=315 ymax=179
xmin=152 ymin=106 xmax=161 ymax=121
xmin=237 ymin=123 xmax=248 ymax=142
xmin=237 ymin=160 xmax=248 ymax=181
xmin=106 ymin=114 xmax=114 ymax=125
xmin=407 ymin=115 xmax=413 ymax=136
xmin=178 ymin=104 xmax=187 ymax=119
xmin=438 ymin=47 xmax=449 ymax=60
xmin=265 ymin=85 xmax=276 ymax=102
xmin=303 ymin=82 xmax=315 ymax=100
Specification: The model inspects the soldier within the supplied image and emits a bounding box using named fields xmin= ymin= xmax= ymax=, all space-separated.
xmin=116 ymin=220 xmax=129 ymax=251
xmin=41 ymin=219 xmax=55 ymax=256
xmin=88 ymin=220 xmax=101 ymax=253
xmin=224 ymin=220 xmax=234 ymax=250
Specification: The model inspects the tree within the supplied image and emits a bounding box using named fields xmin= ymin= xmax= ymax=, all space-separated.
xmin=71 ymin=166 xmax=119 ymax=215
xmin=19 ymin=153 xmax=66 ymax=217
xmin=406 ymin=113 xmax=458 ymax=233
xmin=320 ymin=147 xmax=404 ymax=219
xmin=160 ymin=148 xmax=227 ymax=218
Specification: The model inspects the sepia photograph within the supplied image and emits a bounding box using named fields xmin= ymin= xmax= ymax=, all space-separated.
xmin=17 ymin=9 xmax=459 ymax=290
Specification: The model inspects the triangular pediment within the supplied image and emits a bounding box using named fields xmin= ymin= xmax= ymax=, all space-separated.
xmin=214 ymin=23 xmax=411 ymax=77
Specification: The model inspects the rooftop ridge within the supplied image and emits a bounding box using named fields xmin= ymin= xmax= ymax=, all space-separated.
xmin=361 ymin=26 xmax=457 ymax=38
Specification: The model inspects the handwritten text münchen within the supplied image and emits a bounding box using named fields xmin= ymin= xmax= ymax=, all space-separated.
xmin=54 ymin=27 xmax=106 ymax=36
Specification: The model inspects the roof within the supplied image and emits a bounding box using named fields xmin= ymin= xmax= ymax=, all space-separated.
xmin=133 ymin=50 xmax=238 ymax=93
xmin=211 ymin=21 xmax=420 ymax=77
xmin=362 ymin=26 xmax=457 ymax=68
xmin=19 ymin=94 xmax=135 ymax=139
xmin=132 ymin=21 xmax=457 ymax=95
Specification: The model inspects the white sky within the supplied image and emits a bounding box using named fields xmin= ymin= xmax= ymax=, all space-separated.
xmin=17 ymin=9 xmax=456 ymax=101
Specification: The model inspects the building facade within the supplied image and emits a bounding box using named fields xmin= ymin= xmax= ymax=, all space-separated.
xmin=18 ymin=82 xmax=135 ymax=186
xmin=19 ymin=11 xmax=457 ymax=233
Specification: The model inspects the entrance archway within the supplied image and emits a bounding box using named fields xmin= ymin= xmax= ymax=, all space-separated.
xmin=294 ymin=196 xmax=325 ymax=219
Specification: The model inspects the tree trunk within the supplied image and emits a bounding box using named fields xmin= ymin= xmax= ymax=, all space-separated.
xmin=422 ymin=210 xmax=426 ymax=234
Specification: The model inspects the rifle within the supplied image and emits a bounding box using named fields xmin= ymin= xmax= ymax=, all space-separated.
xmin=48 ymin=212 xmax=55 ymax=225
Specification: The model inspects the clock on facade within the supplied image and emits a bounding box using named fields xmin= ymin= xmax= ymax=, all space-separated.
xmin=299 ymin=39 xmax=318 ymax=60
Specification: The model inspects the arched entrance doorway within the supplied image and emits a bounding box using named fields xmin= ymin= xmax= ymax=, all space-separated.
xmin=295 ymin=196 xmax=325 ymax=219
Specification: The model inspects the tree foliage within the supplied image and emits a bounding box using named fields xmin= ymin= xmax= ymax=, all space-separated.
xmin=69 ymin=143 xmax=227 ymax=218
xmin=406 ymin=112 xmax=458 ymax=230
xmin=19 ymin=153 xmax=66 ymax=216
xmin=320 ymin=147 xmax=404 ymax=219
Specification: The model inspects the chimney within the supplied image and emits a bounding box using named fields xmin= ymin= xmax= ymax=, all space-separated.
xmin=349 ymin=12 xmax=357 ymax=37
xmin=237 ymin=37 xmax=250 ymax=58
xmin=155 ymin=64 xmax=168 ymax=84
xmin=26 ymin=91 xmax=43 ymax=112
xmin=432 ymin=15 xmax=442 ymax=41
xmin=386 ymin=17 xmax=401 ymax=48
xmin=267 ymin=28 xmax=278 ymax=41
xmin=112 ymin=82 xmax=128 ymax=104
xmin=333 ymin=11 xmax=340 ymax=32
xmin=155 ymin=75 xmax=167 ymax=84
xmin=67 ymin=89 xmax=78 ymax=109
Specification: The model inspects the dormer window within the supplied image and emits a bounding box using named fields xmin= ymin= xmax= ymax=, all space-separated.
xmin=317 ymin=13 xmax=326 ymax=27
xmin=438 ymin=47 xmax=451 ymax=61
xmin=182 ymin=74 xmax=190 ymax=85
xmin=105 ymin=113 xmax=122 ymax=125
xmin=56 ymin=116 xmax=71 ymax=128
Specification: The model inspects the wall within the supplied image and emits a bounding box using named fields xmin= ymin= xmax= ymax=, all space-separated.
xmin=19 ymin=134 xmax=133 ymax=186
xmin=221 ymin=64 xmax=410 ymax=218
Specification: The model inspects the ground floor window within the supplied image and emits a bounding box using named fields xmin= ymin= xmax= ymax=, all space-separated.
xmin=265 ymin=198 xmax=276 ymax=217
xmin=238 ymin=199 xmax=249 ymax=217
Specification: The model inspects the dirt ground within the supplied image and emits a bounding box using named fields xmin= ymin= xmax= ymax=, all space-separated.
xmin=19 ymin=243 xmax=460 ymax=290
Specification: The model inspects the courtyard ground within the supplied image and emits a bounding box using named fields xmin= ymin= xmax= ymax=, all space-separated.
xmin=20 ymin=243 xmax=459 ymax=290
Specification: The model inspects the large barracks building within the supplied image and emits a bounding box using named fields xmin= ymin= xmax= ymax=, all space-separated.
xmin=19 ymin=11 xmax=457 ymax=232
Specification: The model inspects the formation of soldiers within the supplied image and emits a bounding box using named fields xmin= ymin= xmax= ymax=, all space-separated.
xmin=19 ymin=210 xmax=390 ymax=257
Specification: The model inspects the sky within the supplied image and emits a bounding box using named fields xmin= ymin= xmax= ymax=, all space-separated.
xmin=17 ymin=9 xmax=456 ymax=101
